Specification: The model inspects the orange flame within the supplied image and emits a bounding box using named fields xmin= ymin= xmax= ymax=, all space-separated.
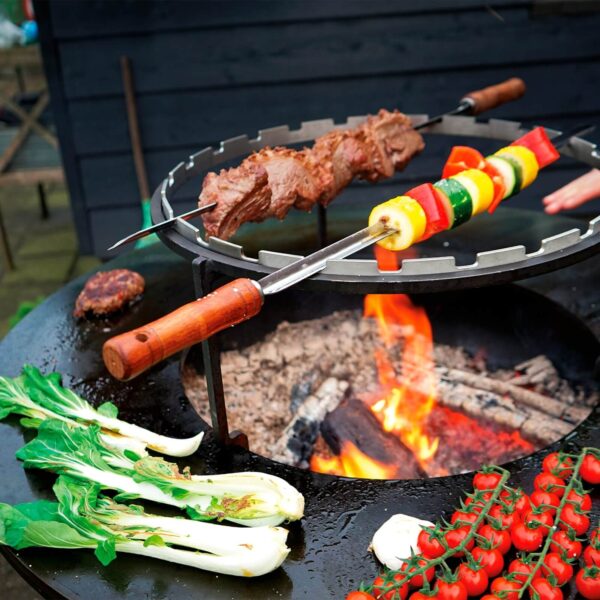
xmin=310 ymin=441 xmax=397 ymax=479
xmin=310 ymin=292 xmax=441 ymax=479
xmin=366 ymin=294 xmax=439 ymax=467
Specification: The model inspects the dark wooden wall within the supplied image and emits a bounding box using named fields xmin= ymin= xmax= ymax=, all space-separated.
xmin=36 ymin=0 xmax=600 ymax=256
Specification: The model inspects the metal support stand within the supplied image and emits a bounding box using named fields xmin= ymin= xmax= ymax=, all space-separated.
xmin=317 ymin=204 xmax=328 ymax=248
xmin=37 ymin=183 xmax=49 ymax=220
xmin=191 ymin=256 xmax=248 ymax=449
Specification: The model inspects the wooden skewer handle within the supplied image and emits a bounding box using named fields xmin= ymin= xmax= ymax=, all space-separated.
xmin=102 ymin=278 xmax=264 ymax=381
xmin=462 ymin=77 xmax=526 ymax=115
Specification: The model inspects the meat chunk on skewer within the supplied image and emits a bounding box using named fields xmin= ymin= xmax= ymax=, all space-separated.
xmin=199 ymin=109 xmax=424 ymax=239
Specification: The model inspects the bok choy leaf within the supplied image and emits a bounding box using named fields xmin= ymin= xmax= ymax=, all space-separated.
xmin=16 ymin=420 xmax=304 ymax=527
xmin=0 ymin=476 xmax=290 ymax=576
xmin=0 ymin=365 xmax=204 ymax=457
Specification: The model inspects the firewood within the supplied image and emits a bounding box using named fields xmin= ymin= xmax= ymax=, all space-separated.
xmin=271 ymin=377 xmax=349 ymax=468
xmin=320 ymin=395 xmax=426 ymax=479
xmin=436 ymin=378 xmax=574 ymax=445
xmin=438 ymin=367 xmax=588 ymax=422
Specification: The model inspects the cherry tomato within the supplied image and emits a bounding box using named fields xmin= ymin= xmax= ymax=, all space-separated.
xmin=401 ymin=558 xmax=435 ymax=588
xmin=543 ymin=452 xmax=574 ymax=478
xmin=584 ymin=546 xmax=600 ymax=567
xmin=480 ymin=596 xmax=501 ymax=600
xmin=513 ymin=492 xmax=532 ymax=516
xmin=529 ymin=577 xmax=563 ymax=600
xmin=581 ymin=454 xmax=600 ymax=485
xmin=457 ymin=563 xmax=489 ymax=597
xmin=410 ymin=593 xmax=437 ymax=600
xmin=508 ymin=558 xmax=534 ymax=584
xmin=489 ymin=504 xmax=520 ymax=529
xmin=347 ymin=593 xmax=376 ymax=600
xmin=565 ymin=488 xmax=592 ymax=511
xmin=373 ymin=574 xmax=409 ymax=600
xmin=418 ymin=529 xmax=446 ymax=559
xmin=576 ymin=567 xmax=600 ymax=600
xmin=511 ymin=521 xmax=544 ymax=552
xmin=490 ymin=576 xmax=521 ymax=600
xmin=478 ymin=524 xmax=511 ymax=555
xmin=530 ymin=490 xmax=561 ymax=515
xmin=522 ymin=507 xmax=554 ymax=533
xmin=541 ymin=552 xmax=574 ymax=585
xmin=559 ymin=503 xmax=591 ymax=536
xmin=444 ymin=526 xmax=474 ymax=557
xmin=473 ymin=472 xmax=503 ymax=491
xmin=436 ymin=580 xmax=468 ymax=600
xmin=451 ymin=511 xmax=479 ymax=526
xmin=550 ymin=530 xmax=582 ymax=559
xmin=534 ymin=473 xmax=566 ymax=497
xmin=472 ymin=546 xmax=504 ymax=578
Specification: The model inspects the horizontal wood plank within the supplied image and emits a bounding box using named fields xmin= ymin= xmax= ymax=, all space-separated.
xmin=49 ymin=0 xmax=531 ymax=39
xmin=0 ymin=167 xmax=64 ymax=186
xmin=57 ymin=8 xmax=600 ymax=100
xmin=68 ymin=60 xmax=600 ymax=157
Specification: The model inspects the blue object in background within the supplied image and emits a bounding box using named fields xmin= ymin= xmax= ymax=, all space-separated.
xmin=21 ymin=20 xmax=38 ymax=44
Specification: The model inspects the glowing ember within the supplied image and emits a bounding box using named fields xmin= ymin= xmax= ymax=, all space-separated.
xmin=310 ymin=440 xmax=397 ymax=479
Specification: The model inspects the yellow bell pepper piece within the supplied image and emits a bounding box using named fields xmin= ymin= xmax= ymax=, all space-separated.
xmin=494 ymin=145 xmax=539 ymax=188
xmin=369 ymin=195 xmax=427 ymax=251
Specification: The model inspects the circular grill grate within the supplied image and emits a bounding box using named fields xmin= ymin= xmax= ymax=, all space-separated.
xmin=151 ymin=115 xmax=600 ymax=292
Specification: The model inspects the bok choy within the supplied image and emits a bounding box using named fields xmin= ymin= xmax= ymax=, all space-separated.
xmin=0 ymin=476 xmax=290 ymax=577
xmin=0 ymin=365 xmax=204 ymax=457
xmin=16 ymin=420 xmax=304 ymax=527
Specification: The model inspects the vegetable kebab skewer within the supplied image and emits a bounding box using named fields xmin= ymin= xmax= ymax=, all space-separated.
xmin=103 ymin=126 xmax=565 ymax=382
xmin=369 ymin=126 xmax=560 ymax=251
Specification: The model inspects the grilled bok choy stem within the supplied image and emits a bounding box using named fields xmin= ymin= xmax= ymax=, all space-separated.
xmin=0 ymin=365 xmax=204 ymax=457
xmin=0 ymin=476 xmax=290 ymax=577
xmin=16 ymin=420 xmax=304 ymax=527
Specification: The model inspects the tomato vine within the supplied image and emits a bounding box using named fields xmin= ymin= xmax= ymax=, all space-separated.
xmin=347 ymin=447 xmax=599 ymax=600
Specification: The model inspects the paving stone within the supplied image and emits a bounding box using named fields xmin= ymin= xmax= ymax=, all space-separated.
xmin=2 ymin=255 xmax=74 ymax=286
xmin=17 ymin=226 xmax=76 ymax=258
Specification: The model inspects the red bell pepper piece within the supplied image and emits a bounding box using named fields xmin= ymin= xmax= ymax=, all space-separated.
xmin=510 ymin=126 xmax=560 ymax=169
xmin=442 ymin=146 xmax=506 ymax=213
xmin=485 ymin=160 xmax=507 ymax=214
xmin=405 ymin=182 xmax=450 ymax=239
xmin=441 ymin=146 xmax=487 ymax=178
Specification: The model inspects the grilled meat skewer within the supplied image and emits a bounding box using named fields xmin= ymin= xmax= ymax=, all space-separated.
xmin=199 ymin=109 xmax=425 ymax=240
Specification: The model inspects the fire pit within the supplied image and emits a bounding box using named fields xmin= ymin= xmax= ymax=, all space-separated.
xmin=0 ymin=114 xmax=598 ymax=599
xmin=181 ymin=285 xmax=597 ymax=481
xmin=0 ymin=242 xmax=598 ymax=599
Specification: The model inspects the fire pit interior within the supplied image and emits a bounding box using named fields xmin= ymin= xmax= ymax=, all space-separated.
xmin=183 ymin=283 xmax=598 ymax=480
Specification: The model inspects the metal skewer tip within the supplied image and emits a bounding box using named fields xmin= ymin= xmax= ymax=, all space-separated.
xmin=107 ymin=202 xmax=217 ymax=251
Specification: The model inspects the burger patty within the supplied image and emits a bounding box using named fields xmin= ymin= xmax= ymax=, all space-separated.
xmin=74 ymin=269 xmax=145 ymax=318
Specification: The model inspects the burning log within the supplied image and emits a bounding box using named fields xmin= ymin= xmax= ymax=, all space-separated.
xmin=320 ymin=395 xmax=426 ymax=479
xmin=271 ymin=377 xmax=349 ymax=468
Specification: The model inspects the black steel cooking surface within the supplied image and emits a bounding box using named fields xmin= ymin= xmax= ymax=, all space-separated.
xmin=0 ymin=238 xmax=598 ymax=600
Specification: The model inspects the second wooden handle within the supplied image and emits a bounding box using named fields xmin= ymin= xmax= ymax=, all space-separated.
xmin=102 ymin=278 xmax=264 ymax=381
xmin=463 ymin=77 xmax=526 ymax=115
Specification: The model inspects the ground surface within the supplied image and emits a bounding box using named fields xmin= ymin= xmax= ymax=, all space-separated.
xmin=0 ymin=182 xmax=100 ymax=599
xmin=0 ymin=183 xmax=100 ymax=337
